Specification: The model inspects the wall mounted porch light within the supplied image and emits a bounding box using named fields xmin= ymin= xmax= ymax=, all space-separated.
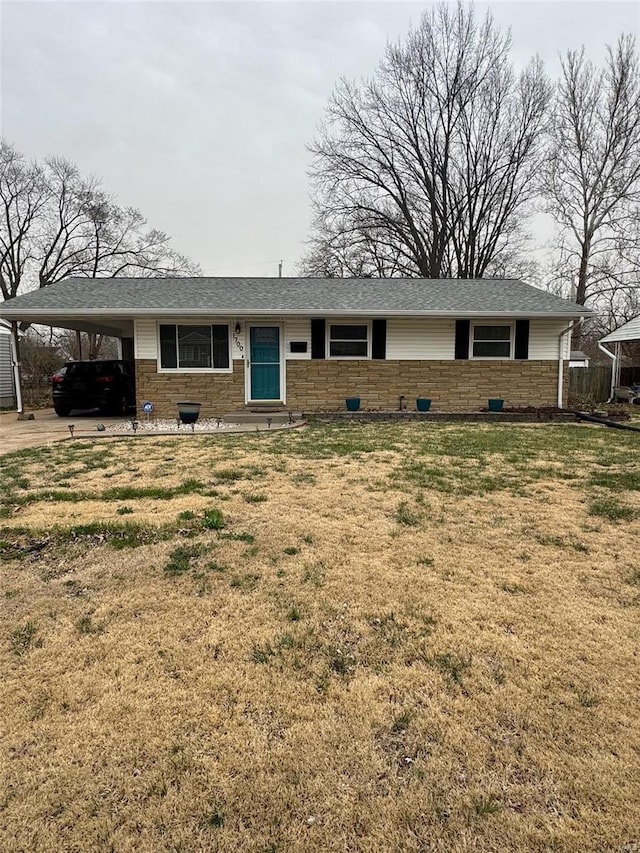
xmin=234 ymin=321 xmax=241 ymax=335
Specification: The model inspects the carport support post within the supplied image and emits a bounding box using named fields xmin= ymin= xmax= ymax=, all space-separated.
xmin=76 ymin=330 xmax=83 ymax=360
xmin=9 ymin=321 xmax=24 ymax=415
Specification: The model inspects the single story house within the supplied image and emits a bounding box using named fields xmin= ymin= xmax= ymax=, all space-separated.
xmin=0 ymin=277 xmax=592 ymax=414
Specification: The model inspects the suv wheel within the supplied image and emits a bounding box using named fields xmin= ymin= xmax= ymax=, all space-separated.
xmin=54 ymin=404 xmax=71 ymax=417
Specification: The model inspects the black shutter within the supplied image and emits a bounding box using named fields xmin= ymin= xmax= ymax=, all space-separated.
xmin=454 ymin=320 xmax=470 ymax=360
xmin=159 ymin=324 xmax=177 ymax=368
xmin=371 ymin=319 xmax=387 ymax=359
xmin=311 ymin=319 xmax=325 ymax=359
xmin=514 ymin=320 xmax=530 ymax=360
xmin=212 ymin=324 xmax=230 ymax=369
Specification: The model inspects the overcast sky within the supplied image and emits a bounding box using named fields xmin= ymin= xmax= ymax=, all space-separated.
xmin=2 ymin=1 xmax=638 ymax=277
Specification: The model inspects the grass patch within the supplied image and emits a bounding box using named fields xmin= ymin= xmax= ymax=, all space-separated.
xmin=244 ymin=493 xmax=268 ymax=504
xmin=472 ymin=795 xmax=502 ymax=817
xmin=218 ymin=531 xmax=255 ymax=544
xmin=590 ymin=470 xmax=640 ymax=491
xmin=395 ymin=501 xmax=421 ymax=526
xmin=201 ymin=508 xmax=225 ymax=530
xmin=10 ymin=621 xmax=41 ymax=656
xmin=588 ymin=497 xmax=636 ymax=522
xmin=429 ymin=652 xmax=472 ymax=686
xmin=1 ymin=423 xmax=639 ymax=852
xmin=204 ymin=809 xmax=224 ymax=828
xmin=251 ymin=642 xmax=275 ymax=663
xmin=230 ymin=572 xmax=260 ymax=592
xmin=164 ymin=544 xmax=208 ymax=577
xmin=286 ymin=605 xmax=301 ymax=622
xmin=75 ymin=614 xmax=104 ymax=635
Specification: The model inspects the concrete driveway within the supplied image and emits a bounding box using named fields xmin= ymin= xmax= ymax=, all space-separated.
xmin=0 ymin=409 xmax=126 ymax=455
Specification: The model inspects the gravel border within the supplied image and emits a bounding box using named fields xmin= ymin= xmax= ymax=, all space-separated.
xmin=105 ymin=418 xmax=241 ymax=433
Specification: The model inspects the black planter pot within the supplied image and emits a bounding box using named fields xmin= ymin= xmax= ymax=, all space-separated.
xmin=177 ymin=402 xmax=202 ymax=424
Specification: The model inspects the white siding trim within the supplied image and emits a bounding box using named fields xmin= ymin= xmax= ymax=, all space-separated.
xmin=529 ymin=320 xmax=571 ymax=360
xmin=285 ymin=318 xmax=311 ymax=360
xmin=134 ymin=319 xmax=157 ymax=360
xmin=133 ymin=316 xmax=569 ymax=364
xmin=386 ymin=318 xmax=455 ymax=360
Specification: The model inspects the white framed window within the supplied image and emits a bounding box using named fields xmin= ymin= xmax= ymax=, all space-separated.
xmin=471 ymin=323 xmax=513 ymax=359
xmin=158 ymin=324 xmax=231 ymax=371
xmin=328 ymin=323 xmax=369 ymax=358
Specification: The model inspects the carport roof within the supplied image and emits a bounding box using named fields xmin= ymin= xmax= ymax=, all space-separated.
xmin=600 ymin=315 xmax=640 ymax=343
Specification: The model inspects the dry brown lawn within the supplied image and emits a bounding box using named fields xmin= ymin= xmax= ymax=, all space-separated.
xmin=1 ymin=423 xmax=639 ymax=852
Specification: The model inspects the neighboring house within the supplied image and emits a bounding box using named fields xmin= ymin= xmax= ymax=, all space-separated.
xmin=599 ymin=315 xmax=640 ymax=396
xmin=569 ymin=350 xmax=590 ymax=368
xmin=0 ymin=325 xmax=16 ymax=409
xmin=0 ymin=277 xmax=592 ymax=414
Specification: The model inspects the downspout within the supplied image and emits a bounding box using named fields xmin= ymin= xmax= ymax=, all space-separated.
xmin=9 ymin=321 xmax=24 ymax=415
xmin=557 ymin=319 xmax=577 ymax=409
xmin=597 ymin=340 xmax=617 ymax=402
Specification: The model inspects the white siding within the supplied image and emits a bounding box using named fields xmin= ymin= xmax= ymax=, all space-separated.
xmin=529 ymin=320 xmax=571 ymax=360
xmin=133 ymin=316 xmax=571 ymax=364
xmin=285 ymin=318 xmax=311 ymax=360
xmin=386 ymin=318 xmax=569 ymax=361
xmin=386 ymin=318 xmax=456 ymax=360
xmin=134 ymin=319 xmax=158 ymax=360
xmin=0 ymin=331 xmax=15 ymax=400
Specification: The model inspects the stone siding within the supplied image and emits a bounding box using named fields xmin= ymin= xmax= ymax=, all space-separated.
xmin=134 ymin=358 xmax=567 ymax=414
xmin=135 ymin=360 xmax=245 ymax=417
xmin=284 ymin=359 xmax=566 ymax=411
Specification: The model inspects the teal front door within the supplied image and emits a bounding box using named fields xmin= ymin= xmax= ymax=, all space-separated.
xmin=250 ymin=326 xmax=281 ymax=400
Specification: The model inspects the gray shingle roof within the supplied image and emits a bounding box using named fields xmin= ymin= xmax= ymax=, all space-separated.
xmin=0 ymin=276 xmax=592 ymax=317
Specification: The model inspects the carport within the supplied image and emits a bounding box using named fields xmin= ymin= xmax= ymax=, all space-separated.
xmin=598 ymin=315 xmax=640 ymax=400
xmin=0 ymin=287 xmax=134 ymax=415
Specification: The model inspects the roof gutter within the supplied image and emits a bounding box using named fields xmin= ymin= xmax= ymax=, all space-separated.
xmin=597 ymin=340 xmax=618 ymax=402
xmin=9 ymin=321 xmax=23 ymax=415
xmin=557 ymin=319 xmax=579 ymax=408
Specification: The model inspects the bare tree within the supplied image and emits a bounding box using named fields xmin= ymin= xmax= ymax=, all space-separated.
xmin=300 ymin=214 xmax=411 ymax=277
xmin=544 ymin=36 xmax=640 ymax=308
xmin=0 ymin=142 xmax=201 ymax=302
xmin=304 ymin=2 xmax=550 ymax=279
xmin=0 ymin=142 xmax=47 ymax=299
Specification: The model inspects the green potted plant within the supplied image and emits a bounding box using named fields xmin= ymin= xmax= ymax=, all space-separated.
xmin=416 ymin=398 xmax=431 ymax=412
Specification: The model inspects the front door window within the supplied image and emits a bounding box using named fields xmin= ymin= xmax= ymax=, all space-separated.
xmin=250 ymin=326 xmax=280 ymax=400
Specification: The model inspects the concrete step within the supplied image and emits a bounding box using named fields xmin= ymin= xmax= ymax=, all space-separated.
xmin=222 ymin=411 xmax=301 ymax=424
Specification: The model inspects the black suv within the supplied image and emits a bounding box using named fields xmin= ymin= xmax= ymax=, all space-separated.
xmin=52 ymin=360 xmax=136 ymax=417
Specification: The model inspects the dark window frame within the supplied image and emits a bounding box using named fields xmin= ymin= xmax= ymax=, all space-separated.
xmin=158 ymin=323 xmax=232 ymax=372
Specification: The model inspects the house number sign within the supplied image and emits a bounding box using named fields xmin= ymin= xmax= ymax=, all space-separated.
xmin=233 ymin=333 xmax=244 ymax=356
